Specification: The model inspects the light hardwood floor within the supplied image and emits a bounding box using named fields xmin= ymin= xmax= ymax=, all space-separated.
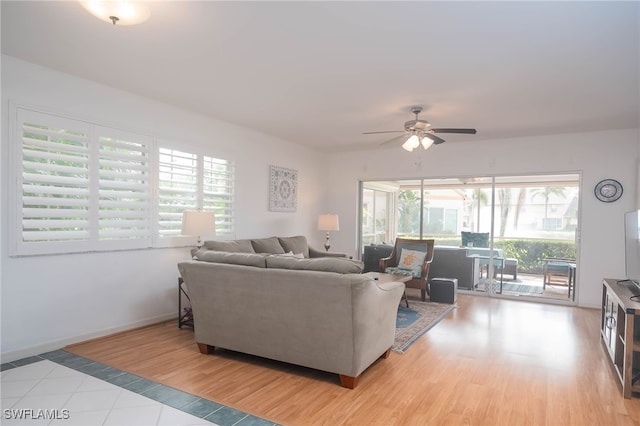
xmin=66 ymin=293 xmax=640 ymax=425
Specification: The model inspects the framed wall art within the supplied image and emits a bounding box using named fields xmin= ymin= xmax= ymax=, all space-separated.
xmin=269 ymin=165 xmax=298 ymax=212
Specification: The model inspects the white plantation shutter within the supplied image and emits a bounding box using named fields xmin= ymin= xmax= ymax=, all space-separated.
xmin=158 ymin=148 xmax=198 ymax=238
xmin=17 ymin=109 xmax=92 ymax=254
xmin=158 ymin=148 xmax=235 ymax=240
xmin=11 ymin=106 xmax=236 ymax=255
xmin=202 ymin=156 xmax=235 ymax=234
xmin=97 ymin=127 xmax=152 ymax=248
xmin=12 ymin=108 xmax=153 ymax=255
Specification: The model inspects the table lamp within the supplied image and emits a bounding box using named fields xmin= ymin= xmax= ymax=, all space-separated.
xmin=317 ymin=214 xmax=340 ymax=251
xmin=181 ymin=210 xmax=215 ymax=248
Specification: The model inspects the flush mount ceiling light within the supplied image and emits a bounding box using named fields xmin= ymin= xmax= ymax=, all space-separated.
xmin=80 ymin=1 xmax=151 ymax=25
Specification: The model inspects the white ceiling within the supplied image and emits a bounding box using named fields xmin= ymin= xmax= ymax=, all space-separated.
xmin=2 ymin=1 xmax=639 ymax=152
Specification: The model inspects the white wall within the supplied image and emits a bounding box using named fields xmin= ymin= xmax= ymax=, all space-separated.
xmin=326 ymin=129 xmax=640 ymax=309
xmin=1 ymin=56 xmax=330 ymax=361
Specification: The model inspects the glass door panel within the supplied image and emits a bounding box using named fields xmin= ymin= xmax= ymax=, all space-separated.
xmin=358 ymin=173 xmax=580 ymax=303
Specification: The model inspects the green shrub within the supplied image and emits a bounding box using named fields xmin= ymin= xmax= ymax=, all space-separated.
xmin=428 ymin=236 xmax=576 ymax=274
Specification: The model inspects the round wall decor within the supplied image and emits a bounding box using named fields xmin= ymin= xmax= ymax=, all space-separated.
xmin=594 ymin=179 xmax=623 ymax=203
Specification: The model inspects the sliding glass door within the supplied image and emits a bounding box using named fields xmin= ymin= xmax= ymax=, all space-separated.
xmin=358 ymin=173 xmax=580 ymax=303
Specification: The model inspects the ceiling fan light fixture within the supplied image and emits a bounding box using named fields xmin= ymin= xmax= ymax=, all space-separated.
xmin=402 ymin=134 xmax=420 ymax=152
xmin=421 ymin=135 xmax=434 ymax=150
xmin=80 ymin=1 xmax=151 ymax=25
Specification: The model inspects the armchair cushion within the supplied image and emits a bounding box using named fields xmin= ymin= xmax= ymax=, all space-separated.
xmin=398 ymin=249 xmax=427 ymax=278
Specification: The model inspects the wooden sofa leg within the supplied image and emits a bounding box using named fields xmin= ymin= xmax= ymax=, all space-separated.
xmin=197 ymin=342 xmax=215 ymax=354
xmin=339 ymin=374 xmax=359 ymax=389
xmin=380 ymin=348 xmax=391 ymax=359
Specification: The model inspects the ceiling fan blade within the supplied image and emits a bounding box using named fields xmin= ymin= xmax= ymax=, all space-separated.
xmin=431 ymin=128 xmax=477 ymax=134
xmin=426 ymin=134 xmax=446 ymax=145
xmin=363 ymin=130 xmax=404 ymax=135
xmin=379 ymin=134 xmax=409 ymax=147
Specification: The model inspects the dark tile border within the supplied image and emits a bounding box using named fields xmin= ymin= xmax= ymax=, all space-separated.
xmin=1 ymin=350 xmax=278 ymax=426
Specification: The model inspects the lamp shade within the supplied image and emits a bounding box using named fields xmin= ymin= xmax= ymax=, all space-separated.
xmin=317 ymin=214 xmax=340 ymax=231
xmin=181 ymin=210 xmax=216 ymax=237
xmin=421 ymin=135 xmax=435 ymax=150
xmin=402 ymin=134 xmax=420 ymax=152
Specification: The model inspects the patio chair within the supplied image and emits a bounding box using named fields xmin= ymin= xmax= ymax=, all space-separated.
xmin=543 ymin=258 xmax=576 ymax=297
xmin=379 ymin=238 xmax=435 ymax=302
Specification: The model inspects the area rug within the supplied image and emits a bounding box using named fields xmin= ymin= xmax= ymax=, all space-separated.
xmin=393 ymin=300 xmax=455 ymax=353
xmin=501 ymin=283 xmax=543 ymax=294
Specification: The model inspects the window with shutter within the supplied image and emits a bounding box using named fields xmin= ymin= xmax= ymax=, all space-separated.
xmin=157 ymin=148 xmax=235 ymax=241
xmin=203 ymin=156 xmax=235 ymax=235
xmin=10 ymin=106 xmax=235 ymax=256
xmin=158 ymin=148 xmax=198 ymax=238
xmin=16 ymin=109 xmax=93 ymax=254
xmin=97 ymin=126 xmax=152 ymax=249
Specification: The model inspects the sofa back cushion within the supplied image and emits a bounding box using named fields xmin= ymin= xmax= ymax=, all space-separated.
xmin=251 ymin=237 xmax=285 ymax=254
xmin=193 ymin=250 xmax=267 ymax=268
xmin=461 ymin=231 xmax=489 ymax=248
xmin=278 ymin=236 xmax=310 ymax=258
xmin=266 ymin=256 xmax=364 ymax=274
xmin=203 ymin=239 xmax=255 ymax=253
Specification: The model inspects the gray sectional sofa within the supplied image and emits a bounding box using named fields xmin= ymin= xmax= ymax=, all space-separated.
xmin=363 ymin=244 xmax=518 ymax=291
xmin=178 ymin=236 xmax=405 ymax=388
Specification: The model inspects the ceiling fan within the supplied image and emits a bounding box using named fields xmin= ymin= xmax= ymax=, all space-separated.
xmin=363 ymin=106 xmax=477 ymax=151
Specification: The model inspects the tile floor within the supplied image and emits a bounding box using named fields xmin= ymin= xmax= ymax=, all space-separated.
xmin=1 ymin=350 xmax=277 ymax=426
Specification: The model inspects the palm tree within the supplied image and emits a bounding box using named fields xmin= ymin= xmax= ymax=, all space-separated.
xmin=497 ymin=188 xmax=512 ymax=237
xmin=397 ymin=190 xmax=421 ymax=236
xmin=513 ymin=187 xmax=527 ymax=230
xmin=470 ymin=188 xmax=489 ymax=232
xmin=531 ymin=187 xmax=567 ymax=218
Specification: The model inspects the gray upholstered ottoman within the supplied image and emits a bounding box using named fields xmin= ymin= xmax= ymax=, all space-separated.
xmin=429 ymin=278 xmax=458 ymax=304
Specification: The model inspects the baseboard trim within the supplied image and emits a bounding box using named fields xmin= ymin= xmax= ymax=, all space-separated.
xmin=1 ymin=313 xmax=176 ymax=363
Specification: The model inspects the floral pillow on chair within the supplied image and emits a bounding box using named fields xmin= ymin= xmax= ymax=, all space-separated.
xmin=397 ymin=249 xmax=426 ymax=278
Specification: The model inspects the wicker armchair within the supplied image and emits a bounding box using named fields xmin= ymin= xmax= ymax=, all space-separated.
xmin=379 ymin=238 xmax=435 ymax=301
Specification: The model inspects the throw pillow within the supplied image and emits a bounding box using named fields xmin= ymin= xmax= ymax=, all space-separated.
xmin=203 ymin=239 xmax=256 ymax=253
xmin=397 ymin=248 xmax=426 ymax=278
xmin=278 ymin=236 xmax=310 ymax=258
xmin=251 ymin=237 xmax=286 ymax=254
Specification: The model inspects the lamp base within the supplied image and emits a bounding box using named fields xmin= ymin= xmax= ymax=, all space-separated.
xmin=324 ymin=232 xmax=331 ymax=251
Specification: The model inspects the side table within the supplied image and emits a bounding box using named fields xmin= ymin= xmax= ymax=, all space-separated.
xmin=364 ymin=272 xmax=412 ymax=308
xmin=178 ymin=277 xmax=193 ymax=328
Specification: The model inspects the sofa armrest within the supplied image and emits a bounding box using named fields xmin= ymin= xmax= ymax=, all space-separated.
xmin=309 ymin=246 xmax=347 ymax=258
xmin=351 ymin=279 xmax=404 ymax=374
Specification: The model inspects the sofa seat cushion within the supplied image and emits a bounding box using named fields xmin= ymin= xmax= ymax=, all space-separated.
xmin=203 ymin=239 xmax=255 ymax=253
xmin=278 ymin=236 xmax=310 ymax=258
xmin=193 ymin=250 xmax=267 ymax=268
xmin=251 ymin=237 xmax=286 ymax=254
xmin=266 ymin=256 xmax=364 ymax=274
